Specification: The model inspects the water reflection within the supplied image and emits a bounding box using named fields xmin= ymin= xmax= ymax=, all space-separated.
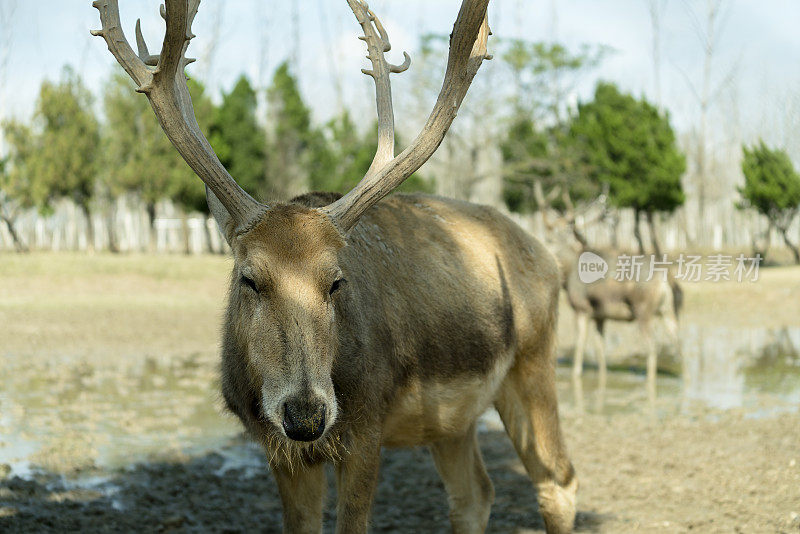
xmin=682 ymin=325 xmax=800 ymax=409
xmin=0 ymin=355 xmax=241 ymax=479
xmin=564 ymin=324 xmax=800 ymax=415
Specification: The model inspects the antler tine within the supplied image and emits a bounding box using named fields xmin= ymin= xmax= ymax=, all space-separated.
xmin=135 ymin=20 xmax=160 ymax=66
xmin=363 ymin=8 xmax=411 ymax=73
xmin=156 ymin=0 xmax=193 ymax=86
xmin=347 ymin=0 xmax=412 ymax=177
xmin=545 ymin=185 xmax=561 ymax=204
xmin=91 ymin=0 xmax=152 ymax=90
xmin=533 ymin=180 xmax=556 ymax=230
xmin=366 ymin=7 xmax=391 ymax=52
xmin=92 ymin=0 xmax=264 ymax=234
xmin=323 ymin=0 xmax=491 ymax=232
xmin=561 ymin=189 xmax=576 ymax=224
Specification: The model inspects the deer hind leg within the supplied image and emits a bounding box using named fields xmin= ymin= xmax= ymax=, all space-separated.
xmin=638 ymin=318 xmax=657 ymax=404
xmin=495 ymin=344 xmax=578 ymax=534
xmin=429 ymin=423 xmax=494 ymax=534
xmin=572 ymin=311 xmax=589 ymax=378
xmin=593 ymin=319 xmax=607 ymax=410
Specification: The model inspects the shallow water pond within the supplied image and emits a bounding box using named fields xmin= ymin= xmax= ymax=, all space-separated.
xmin=1 ymin=325 xmax=798 ymax=481
xmin=0 ymin=354 xmax=241 ymax=479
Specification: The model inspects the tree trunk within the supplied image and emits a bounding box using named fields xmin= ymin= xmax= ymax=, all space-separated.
xmin=610 ymin=211 xmax=620 ymax=250
xmin=781 ymin=228 xmax=800 ymax=265
xmin=106 ymin=201 xmax=120 ymax=253
xmin=646 ymin=210 xmax=662 ymax=256
xmin=1 ymin=214 xmax=28 ymax=252
xmin=181 ymin=211 xmax=192 ymax=255
xmin=697 ymin=1 xmax=720 ymax=247
xmin=81 ymin=203 xmax=95 ymax=253
xmin=752 ymin=222 xmax=771 ymax=262
xmin=146 ymin=202 xmax=158 ymax=253
xmin=633 ymin=208 xmax=646 ymax=254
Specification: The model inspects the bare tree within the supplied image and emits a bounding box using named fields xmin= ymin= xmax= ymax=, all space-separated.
xmin=647 ymin=0 xmax=667 ymax=107
xmin=0 ymin=0 xmax=17 ymax=157
xmin=290 ymin=0 xmax=300 ymax=68
xmin=680 ymin=0 xmax=735 ymax=244
xmin=196 ymin=0 xmax=224 ymax=83
xmin=317 ymin=0 xmax=345 ymax=113
xmin=0 ymin=1 xmax=21 ymax=251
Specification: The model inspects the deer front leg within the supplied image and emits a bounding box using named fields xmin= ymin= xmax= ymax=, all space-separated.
xmin=273 ymin=462 xmax=326 ymax=534
xmin=335 ymin=432 xmax=382 ymax=534
xmin=639 ymin=319 xmax=657 ymax=405
xmin=430 ymin=423 xmax=494 ymax=534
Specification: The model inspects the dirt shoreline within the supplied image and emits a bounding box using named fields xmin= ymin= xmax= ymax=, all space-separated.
xmin=1 ymin=408 xmax=798 ymax=533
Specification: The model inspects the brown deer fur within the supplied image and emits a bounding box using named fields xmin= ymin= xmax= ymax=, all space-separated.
xmin=219 ymin=191 xmax=577 ymax=533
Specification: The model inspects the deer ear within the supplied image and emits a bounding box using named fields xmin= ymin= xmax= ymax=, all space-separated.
xmin=206 ymin=185 xmax=233 ymax=246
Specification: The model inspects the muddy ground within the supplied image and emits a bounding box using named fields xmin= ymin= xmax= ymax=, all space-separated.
xmin=2 ymin=409 xmax=799 ymax=533
xmin=1 ymin=255 xmax=799 ymax=532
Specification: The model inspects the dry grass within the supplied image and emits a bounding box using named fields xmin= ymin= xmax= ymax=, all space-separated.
xmin=0 ymin=253 xmax=232 ymax=362
xmin=682 ymin=265 xmax=800 ymax=327
xmin=1 ymin=253 xmax=798 ymax=363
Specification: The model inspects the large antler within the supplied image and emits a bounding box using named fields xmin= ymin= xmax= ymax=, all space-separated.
xmin=322 ymin=0 xmax=492 ymax=232
xmin=92 ymin=0 xmax=264 ymax=233
xmin=347 ymin=0 xmax=411 ymax=177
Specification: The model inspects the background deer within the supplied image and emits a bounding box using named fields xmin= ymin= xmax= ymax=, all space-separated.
xmin=536 ymin=184 xmax=681 ymax=401
xmin=92 ymin=0 xmax=577 ymax=533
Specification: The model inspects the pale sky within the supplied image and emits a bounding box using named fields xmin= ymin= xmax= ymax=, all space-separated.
xmin=1 ymin=1 xmax=799 ymax=158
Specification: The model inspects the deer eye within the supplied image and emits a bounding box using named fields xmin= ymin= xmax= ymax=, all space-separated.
xmin=329 ymin=278 xmax=346 ymax=296
xmin=241 ymin=275 xmax=258 ymax=293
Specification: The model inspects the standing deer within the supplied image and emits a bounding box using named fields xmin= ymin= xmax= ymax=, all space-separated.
xmin=538 ymin=187 xmax=681 ymax=399
xmin=92 ymin=1 xmax=577 ymax=532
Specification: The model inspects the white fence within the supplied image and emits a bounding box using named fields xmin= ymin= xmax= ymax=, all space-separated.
xmin=0 ymin=195 xmax=228 ymax=254
xmin=0 ymin=193 xmax=796 ymax=256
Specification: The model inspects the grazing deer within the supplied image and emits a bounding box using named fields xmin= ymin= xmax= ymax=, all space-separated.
xmin=537 ymin=187 xmax=681 ymax=396
xmin=92 ymin=1 xmax=577 ymax=532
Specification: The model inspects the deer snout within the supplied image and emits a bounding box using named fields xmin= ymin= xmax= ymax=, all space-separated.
xmin=282 ymin=397 xmax=327 ymax=442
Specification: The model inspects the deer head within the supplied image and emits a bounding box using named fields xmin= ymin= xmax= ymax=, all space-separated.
xmin=93 ymin=0 xmax=490 ymax=443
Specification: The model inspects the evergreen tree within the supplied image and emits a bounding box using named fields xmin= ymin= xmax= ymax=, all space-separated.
xmin=208 ymin=75 xmax=266 ymax=198
xmin=0 ymin=135 xmax=36 ymax=250
xmin=312 ymin=111 xmax=372 ymax=193
xmin=265 ymin=61 xmax=322 ymax=199
xmin=500 ymin=117 xmax=549 ymax=212
xmin=499 ymin=40 xmax=608 ymax=214
xmin=172 ymin=78 xmax=218 ymax=214
xmin=315 ymin=113 xmax=432 ymax=195
xmin=3 ymin=67 xmax=100 ymax=248
xmin=264 ymin=62 xmax=431 ymax=200
xmin=570 ymin=82 xmax=686 ymax=252
xmin=103 ymin=70 xmax=179 ymax=225
xmin=103 ymin=72 xmax=216 ymax=222
xmin=739 ymin=141 xmax=800 ymax=263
